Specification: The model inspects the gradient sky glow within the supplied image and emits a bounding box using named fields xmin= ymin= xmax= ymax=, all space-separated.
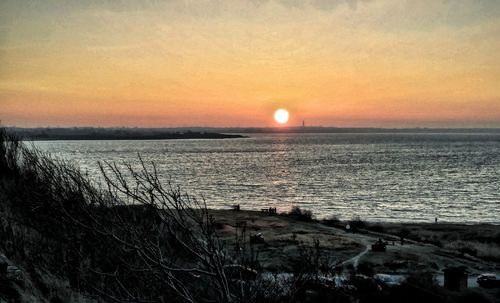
xmin=1 ymin=0 xmax=500 ymax=127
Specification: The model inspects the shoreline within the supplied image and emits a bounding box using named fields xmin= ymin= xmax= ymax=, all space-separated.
xmin=215 ymin=208 xmax=500 ymax=225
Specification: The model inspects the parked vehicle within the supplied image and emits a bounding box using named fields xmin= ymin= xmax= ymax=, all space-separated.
xmin=477 ymin=273 xmax=500 ymax=288
xmin=374 ymin=274 xmax=402 ymax=288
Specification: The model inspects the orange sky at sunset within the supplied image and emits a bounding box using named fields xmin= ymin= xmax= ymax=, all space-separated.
xmin=1 ymin=0 xmax=500 ymax=127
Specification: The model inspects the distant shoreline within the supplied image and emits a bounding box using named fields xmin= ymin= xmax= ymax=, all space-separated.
xmin=209 ymin=127 xmax=500 ymax=134
xmin=7 ymin=126 xmax=500 ymax=141
xmin=6 ymin=128 xmax=247 ymax=141
xmin=7 ymin=126 xmax=500 ymax=136
xmin=19 ymin=134 xmax=247 ymax=141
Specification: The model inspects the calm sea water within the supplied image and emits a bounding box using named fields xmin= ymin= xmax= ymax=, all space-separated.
xmin=35 ymin=133 xmax=500 ymax=223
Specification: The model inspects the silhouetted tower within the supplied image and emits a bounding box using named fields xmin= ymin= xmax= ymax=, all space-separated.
xmin=302 ymin=120 xmax=305 ymax=128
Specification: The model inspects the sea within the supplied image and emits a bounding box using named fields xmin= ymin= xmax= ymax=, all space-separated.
xmin=35 ymin=133 xmax=500 ymax=223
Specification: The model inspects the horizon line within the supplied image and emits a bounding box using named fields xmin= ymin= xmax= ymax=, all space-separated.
xmin=5 ymin=125 xmax=500 ymax=130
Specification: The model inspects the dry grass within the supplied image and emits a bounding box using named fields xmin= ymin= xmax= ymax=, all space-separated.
xmin=443 ymin=241 xmax=500 ymax=261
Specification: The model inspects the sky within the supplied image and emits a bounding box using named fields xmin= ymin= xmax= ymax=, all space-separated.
xmin=1 ymin=0 xmax=500 ymax=128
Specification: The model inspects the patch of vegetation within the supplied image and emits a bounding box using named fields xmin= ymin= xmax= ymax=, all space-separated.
xmin=367 ymin=224 xmax=385 ymax=233
xmin=348 ymin=216 xmax=366 ymax=231
xmin=321 ymin=215 xmax=341 ymax=227
xmin=0 ymin=129 xmax=236 ymax=302
xmin=444 ymin=241 xmax=500 ymax=262
xmin=287 ymin=206 xmax=314 ymax=222
xmin=455 ymin=289 xmax=494 ymax=303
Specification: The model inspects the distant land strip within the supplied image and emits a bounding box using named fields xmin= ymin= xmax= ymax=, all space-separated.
xmin=5 ymin=126 xmax=500 ymax=140
xmin=6 ymin=128 xmax=246 ymax=141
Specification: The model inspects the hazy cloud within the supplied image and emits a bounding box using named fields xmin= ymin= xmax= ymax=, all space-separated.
xmin=1 ymin=0 xmax=500 ymax=127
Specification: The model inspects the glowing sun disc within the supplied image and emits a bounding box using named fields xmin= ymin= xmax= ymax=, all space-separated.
xmin=274 ymin=109 xmax=289 ymax=124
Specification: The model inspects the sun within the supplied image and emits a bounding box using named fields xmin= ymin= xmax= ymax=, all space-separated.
xmin=274 ymin=109 xmax=289 ymax=124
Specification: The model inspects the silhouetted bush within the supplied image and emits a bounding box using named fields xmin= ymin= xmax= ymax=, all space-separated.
xmin=349 ymin=216 xmax=366 ymax=230
xmin=368 ymin=224 xmax=385 ymax=233
xmin=288 ymin=206 xmax=314 ymax=222
xmin=404 ymin=270 xmax=436 ymax=288
xmin=493 ymin=233 xmax=500 ymax=245
xmin=322 ymin=215 xmax=340 ymax=227
xmin=455 ymin=289 xmax=493 ymax=303
xmin=357 ymin=262 xmax=375 ymax=277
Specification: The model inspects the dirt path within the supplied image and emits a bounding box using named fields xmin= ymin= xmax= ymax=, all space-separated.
xmin=341 ymin=245 xmax=370 ymax=268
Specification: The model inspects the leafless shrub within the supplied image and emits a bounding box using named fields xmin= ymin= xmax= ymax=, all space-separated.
xmin=0 ymin=129 xmax=235 ymax=302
